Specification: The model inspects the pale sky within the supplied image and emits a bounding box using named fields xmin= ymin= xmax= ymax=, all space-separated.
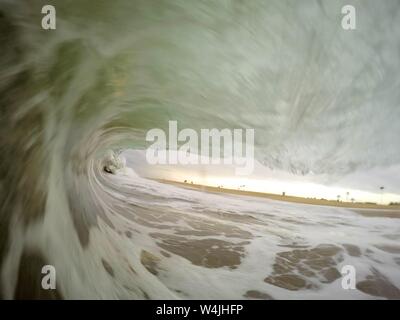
xmin=123 ymin=150 xmax=400 ymax=205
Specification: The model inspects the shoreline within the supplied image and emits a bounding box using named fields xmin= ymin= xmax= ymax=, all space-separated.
xmin=157 ymin=179 xmax=400 ymax=212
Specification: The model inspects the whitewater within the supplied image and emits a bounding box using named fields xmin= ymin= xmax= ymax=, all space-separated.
xmin=1 ymin=0 xmax=400 ymax=299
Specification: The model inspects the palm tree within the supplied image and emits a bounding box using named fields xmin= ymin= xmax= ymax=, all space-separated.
xmin=337 ymin=195 xmax=341 ymax=202
xmin=346 ymin=192 xmax=350 ymax=202
xmin=380 ymin=186 xmax=385 ymax=205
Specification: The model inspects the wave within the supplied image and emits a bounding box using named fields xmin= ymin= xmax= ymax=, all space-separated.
xmin=1 ymin=0 xmax=400 ymax=299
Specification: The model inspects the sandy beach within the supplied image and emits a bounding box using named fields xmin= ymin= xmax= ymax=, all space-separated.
xmin=158 ymin=180 xmax=400 ymax=218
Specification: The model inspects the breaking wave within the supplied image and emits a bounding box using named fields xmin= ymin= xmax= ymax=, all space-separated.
xmin=1 ymin=0 xmax=400 ymax=299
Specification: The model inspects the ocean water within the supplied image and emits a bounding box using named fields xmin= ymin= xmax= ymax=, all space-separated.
xmin=0 ymin=0 xmax=400 ymax=299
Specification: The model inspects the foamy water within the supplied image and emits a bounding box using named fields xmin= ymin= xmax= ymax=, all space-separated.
xmin=11 ymin=155 xmax=398 ymax=299
xmin=1 ymin=0 xmax=400 ymax=299
xmin=109 ymin=166 xmax=400 ymax=299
